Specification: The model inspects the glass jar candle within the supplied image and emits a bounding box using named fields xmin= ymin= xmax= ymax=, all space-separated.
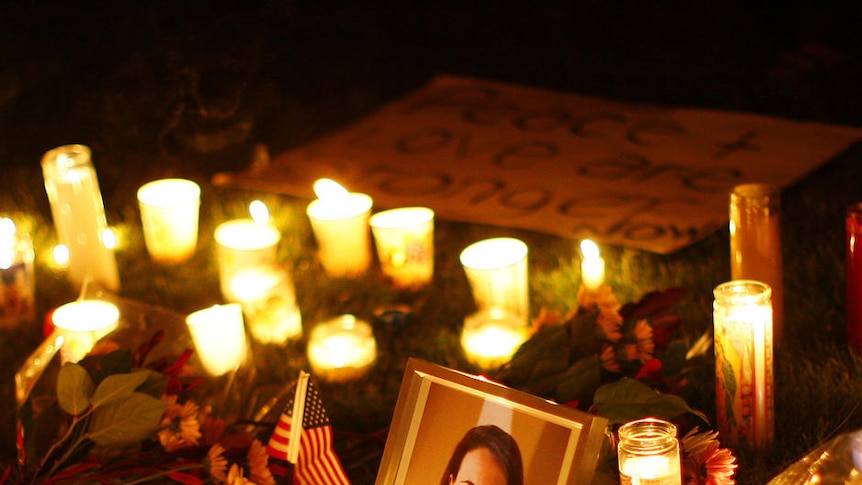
xmin=617 ymin=417 xmax=682 ymax=485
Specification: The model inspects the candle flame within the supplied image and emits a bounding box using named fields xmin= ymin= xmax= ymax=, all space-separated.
xmin=580 ymin=239 xmax=600 ymax=260
xmin=53 ymin=244 xmax=70 ymax=268
xmin=313 ymin=178 xmax=350 ymax=201
xmin=249 ymin=200 xmax=270 ymax=224
xmin=102 ymin=228 xmax=118 ymax=250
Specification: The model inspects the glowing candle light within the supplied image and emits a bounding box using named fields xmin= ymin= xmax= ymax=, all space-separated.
xmin=847 ymin=203 xmax=862 ymax=352
xmin=52 ymin=299 xmax=120 ymax=363
xmin=307 ymin=315 xmax=377 ymax=382
xmin=0 ymin=217 xmax=35 ymax=328
xmin=579 ymin=239 xmax=605 ymax=291
xmin=306 ymin=179 xmax=373 ymax=277
xmin=137 ymin=178 xmax=201 ymax=264
xmin=369 ymin=207 xmax=435 ymax=289
xmin=459 ymin=237 xmax=529 ymax=325
xmin=41 ymin=144 xmax=120 ymax=291
xmin=460 ymin=310 xmax=528 ymax=370
xmin=713 ymin=280 xmax=773 ymax=451
xmin=228 ymin=265 xmax=302 ymax=344
xmin=617 ymin=418 xmax=682 ymax=485
xmin=186 ymin=303 xmax=248 ymax=376
xmin=53 ymin=244 xmax=70 ymax=268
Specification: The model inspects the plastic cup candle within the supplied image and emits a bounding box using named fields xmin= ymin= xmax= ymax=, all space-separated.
xmin=52 ymin=299 xmax=120 ymax=363
xmin=137 ymin=178 xmax=201 ymax=264
xmin=579 ymin=239 xmax=605 ymax=291
xmin=214 ymin=202 xmax=282 ymax=301
xmin=369 ymin=207 xmax=435 ymax=289
xmin=306 ymin=178 xmax=373 ymax=277
xmin=460 ymin=310 xmax=529 ymax=370
xmin=186 ymin=303 xmax=248 ymax=376
xmin=41 ymin=144 xmax=120 ymax=291
xmin=307 ymin=315 xmax=377 ymax=382
xmin=0 ymin=217 xmax=35 ymax=328
xmin=459 ymin=237 xmax=529 ymax=325
xmin=713 ymin=280 xmax=774 ymax=451
xmin=228 ymin=265 xmax=302 ymax=344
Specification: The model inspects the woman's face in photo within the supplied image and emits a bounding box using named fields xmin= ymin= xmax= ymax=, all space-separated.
xmin=448 ymin=447 xmax=507 ymax=485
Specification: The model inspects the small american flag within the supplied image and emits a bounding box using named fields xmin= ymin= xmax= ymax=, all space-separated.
xmin=266 ymin=373 xmax=350 ymax=485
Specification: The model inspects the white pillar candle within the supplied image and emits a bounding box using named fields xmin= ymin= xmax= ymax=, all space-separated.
xmin=460 ymin=310 xmax=529 ymax=370
xmin=214 ymin=218 xmax=281 ymax=300
xmin=52 ymin=299 xmax=120 ymax=363
xmin=41 ymin=144 xmax=120 ymax=291
xmin=369 ymin=207 xmax=435 ymax=289
xmin=137 ymin=178 xmax=201 ymax=264
xmin=228 ymin=265 xmax=302 ymax=344
xmin=579 ymin=239 xmax=606 ymax=291
xmin=186 ymin=303 xmax=248 ymax=376
xmin=306 ymin=179 xmax=373 ymax=277
xmin=459 ymin=237 xmax=530 ymax=325
xmin=307 ymin=315 xmax=377 ymax=382
xmin=0 ymin=217 xmax=35 ymax=328
xmin=713 ymin=280 xmax=774 ymax=451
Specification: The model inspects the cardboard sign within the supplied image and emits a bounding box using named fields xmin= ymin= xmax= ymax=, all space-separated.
xmin=216 ymin=75 xmax=860 ymax=253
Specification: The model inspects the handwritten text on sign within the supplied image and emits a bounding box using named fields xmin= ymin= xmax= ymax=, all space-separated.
xmin=218 ymin=75 xmax=860 ymax=253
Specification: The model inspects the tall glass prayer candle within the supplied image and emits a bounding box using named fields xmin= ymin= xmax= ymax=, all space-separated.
xmin=729 ymin=183 xmax=783 ymax=347
xmin=847 ymin=204 xmax=862 ymax=352
xmin=713 ymin=280 xmax=774 ymax=451
xmin=617 ymin=417 xmax=682 ymax=485
xmin=42 ymin=145 xmax=120 ymax=291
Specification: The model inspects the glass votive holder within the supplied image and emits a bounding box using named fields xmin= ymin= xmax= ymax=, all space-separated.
xmin=214 ymin=218 xmax=282 ymax=300
xmin=227 ymin=265 xmax=302 ymax=344
xmin=0 ymin=217 xmax=35 ymax=329
xmin=459 ymin=237 xmax=529 ymax=325
xmin=137 ymin=178 xmax=201 ymax=265
xmin=369 ymin=207 xmax=435 ymax=290
xmin=617 ymin=417 xmax=682 ymax=485
xmin=307 ymin=314 xmax=377 ymax=383
xmin=306 ymin=191 xmax=373 ymax=277
xmin=51 ymin=299 xmax=120 ymax=363
xmin=460 ymin=309 xmax=529 ymax=370
xmin=186 ymin=303 xmax=248 ymax=376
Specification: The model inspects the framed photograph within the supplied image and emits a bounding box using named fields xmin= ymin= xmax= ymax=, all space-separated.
xmin=376 ymin=358 xmax=610 ymax=485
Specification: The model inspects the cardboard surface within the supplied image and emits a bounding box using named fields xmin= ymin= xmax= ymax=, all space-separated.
xmin=216 ymin=75 xmax=861 ymax=253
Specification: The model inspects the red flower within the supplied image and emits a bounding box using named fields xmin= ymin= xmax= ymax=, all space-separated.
xmin=634 ymin=358 xmax=663 ymax=381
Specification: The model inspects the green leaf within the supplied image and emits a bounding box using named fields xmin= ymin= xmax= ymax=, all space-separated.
xmin=57 ymin=363 xmax=94 ymax=416
xmin=659 ymin=340 xmax=689 ymax=377
xmin=90 ymin=371 xmax=152 ymax=408
xmin=80 ymin=349 xmax=133 ymax=385
xmin=88 ymin=392 xmax=166 ymax=448
xmin=500 ymin=324 xmax=570 ymax=384
xmin=554 ymin=354 xmax=601 ymax=403
xmin=567 ymin=308 xmax=601 ymax=357
xmin=590 ymin=378 xmax=709 ymax=426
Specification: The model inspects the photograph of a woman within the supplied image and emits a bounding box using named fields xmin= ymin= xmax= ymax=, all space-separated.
xmin=440 ymin=425 xmax=524 ymax=485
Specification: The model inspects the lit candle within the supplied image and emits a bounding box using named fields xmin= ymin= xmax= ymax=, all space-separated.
xmin=306 ymin=179 xmax=373 ymax=277
xmin=579 ymin=239 xmax=605 ymax=291
xmin=459 ymin=237 xmax=529 ymax=325
xmin=617 ymin=418 xmax=682 ymax=485
xmin=52 ymin=299 xmax=120 ymax=363
xmin=0 ymin=217 xmax=35 ymax=329
xmin=713 ymin=280 xmax=774 ymax=451
xmin=847 ymin=203 xmax=862 ymax=352
xmin=214 ymin=202 xmax=282 ymax=301
xmin=228 ymin=265 xmax=302 ymax=344
xmin=186 ymin=303 xmax=248 ymax=376
xmin=729 ymin=183 xmax=784 ymax=347
xmin=369 ymin=207 xmax=435 ymax=289
xmin=137 ymin=178 xmax=201 ymax=264
xmin=41 ymin=144 xmax=120 ymax=291
xmin=307 ymin=315 xmax=377 ymax=382
xmin=460 ymin=310 xmax=529 ymax=370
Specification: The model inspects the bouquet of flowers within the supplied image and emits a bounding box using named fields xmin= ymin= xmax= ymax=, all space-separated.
xmin=491 ymin=283 xmax=737 ymax=485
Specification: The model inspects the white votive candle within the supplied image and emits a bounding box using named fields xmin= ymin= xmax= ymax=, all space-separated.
xmin=186 ymin=303 xmax=248 ymax=376
xmin=459 ymin=237 xmax=529 ymax=325
xmin=580 ymin=239 xmax=605 ymax=291
xmin=307 ymin=179 xmax=373 ymax=277
xmin=307 ymin=315 xmax=377 ymax=382
xmin=41 ymin=144 xmax=120 ymax=291
xmin=52 ymin=300 xmax=120 ymax=363
xmin=214 ymin=218 xmax=281 ymax=300
xmin=369 ymin=207 xmax=435 ymax=289
xmin=137 ymin=178 xmax=201 ymax=264
xmin=461 ymin=310 xmax=529 ymax=370
xmin=228 ymin=266 xmax=302 ymax=344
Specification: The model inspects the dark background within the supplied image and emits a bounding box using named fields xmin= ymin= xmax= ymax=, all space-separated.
xmin=2 ymin=3 xmax=862 ymax=484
